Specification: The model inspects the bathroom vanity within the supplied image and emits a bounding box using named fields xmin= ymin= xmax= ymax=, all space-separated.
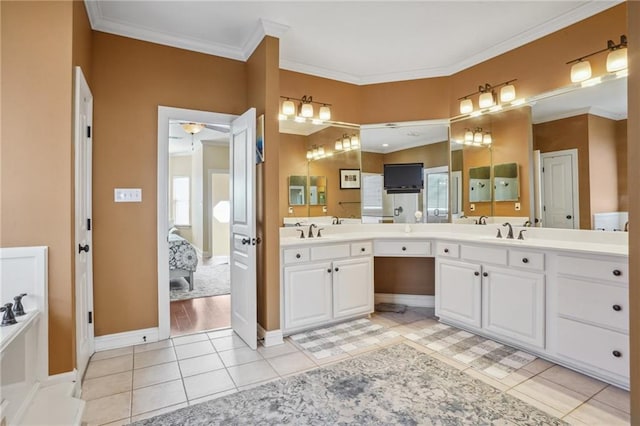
xmin=280 ymin=223 xmax=629 ymax=389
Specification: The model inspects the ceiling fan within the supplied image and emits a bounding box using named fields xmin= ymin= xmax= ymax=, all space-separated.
xmin=171 ymin=121 xmax=230 ymax=135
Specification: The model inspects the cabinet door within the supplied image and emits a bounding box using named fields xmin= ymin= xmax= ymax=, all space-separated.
xmin=436 ymin=259 xmax=481 ymax=328
xmin=482 ymin=265 xmax=545 ymax=349
xmin=284 ymin=262 xmax=332 ymax=330
xmin=332 ymin=257 xmax=373 ymax=319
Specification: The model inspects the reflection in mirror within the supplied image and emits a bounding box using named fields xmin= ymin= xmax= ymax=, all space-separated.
xmin=493 ymin=163 xmax=519 ymax=201
xmin=360 ymin=120 xmax=450 ymax=224
xmin=469 ymin=166 xmax=491 ymax=202
xmin=288 ymin=175 xmax=307 ymax=205
xmin=309 ymin=176 xmax=327 ymax=205
xmin=531 ymin=75 xmax=627 ymax=230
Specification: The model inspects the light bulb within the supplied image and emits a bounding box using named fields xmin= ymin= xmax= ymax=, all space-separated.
xmin=342 ymin=136 xmax=351 ymax=149
xmin=464 ymin=130 xmax=474 ymax=142
xmin=478 ymin=92 xmax=495 ymax=109
xmin=301 ymin=103 xmax=314 ymax=118
xmin=306 ymin=150 xmax=312 ymax=160
xmin=319 ymin=105 xmax=331 ymax=120
xmin=460 ymin=99 xmax=473 ymax=114
xmin=350 ymin=134 xmax=359 ymax=148
xmin=318 ymin=146 xmax=325 ymax=156
xmin=473 ymin=131 xmax=483 ymax=143
xmin=606 ymin=48 xmax=627 ymax=72
xmin=500 ymin=84 xmax=516 ymax=102
xmin=282 ymin=100 xmax=295 ymax=116
xmin=482 ymin=133 xmax=492 ymax=144
xmin=571 ymin=61 xmax=591 ymax=83
xmin=335 ymin=140 xmax=343 ymax=150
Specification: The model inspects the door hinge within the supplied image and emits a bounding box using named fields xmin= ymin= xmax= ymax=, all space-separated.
xmin=87 ymin=126 xmax=91 ymax=138
xmin=88 ymin=311 xmax=93 ymax=324
xmin=542 ymin=167 xmax=544 ymax=173
xmin=87 ymin=218 xmax=91 ymax=231
xmin=543 ymin=206 xmax=546 ymax=212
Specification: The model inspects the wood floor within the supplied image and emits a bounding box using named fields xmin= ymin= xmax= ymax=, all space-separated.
xmin=170 ymin=294 xmax=230 ymax=336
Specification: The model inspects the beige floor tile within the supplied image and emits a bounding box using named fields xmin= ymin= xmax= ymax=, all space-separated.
xmin=562 ymin=414 xmax=589 ymax=426
xmin=179 ymin=353 xmax=225 ymax=377
xmin=257 ymin=341 xmax=299 ymax=359
xmin=592 ymin=385 xmax=630 ymax=414
xmin=388 ymin=325 xmax=417 ymax=336
xmin=207 ymin=328 xmax=234 ymax=340
xmin=82 ymin=391 xmax=131 ymax=425
xmin=428 ymin=352 xmax=470 ymax=371
xmin=267 ymin=351 xmax=316 ymax=376
xmin=174 ymin=340 xmax=216 ymax=360
xmin=131 ymin=379 xmax=187 ymax=416
xmin=171 ymin=332 xmax=209 ymax=346
xmin=227 ymin=360 xmax=279 ymax=387
xmin=499 ymin=367 xmax=535 ymax=388
xmin=403 ymin=340 xmax=435 ymax=354
xmin=521 ymin=357 xmax=555 ymax=375
xmin=464 ymin=368 xmax=510 ymax=392
xmin=134 ymin=347 xmax=177 ymax=369
xmin=507 ymin=389 xmax=564 ymax=419
xmin=134 ymin=339 xmax=173 ymax=353
xmin=211 ymin=334 xmax=248 ymax=352
xmin=133 ymin=361 xmax=181 ymax=389
xmin=188 ymin=389 xmax=238 ymax=406
xmin=512 ymin=376 xmax=588 ymax=415
xmin=129 ymin=402 xmax=188 ymax=423
xmin=566 ymin=399 xmax=630 ymax=425
xmin=405 ymin=318 xmax=440 ymax=330
xmin=91 ymin=346 xmax=134 ymax=362
xmin=368 ymin=315 xmax=400 ymax=328
xmin=539 ymin=365 xmax=607 ymax=398
xmin=82 ymin=371 xmax=132 ymax=401
xmin=85 ymin=354 xmax=133 ymax=380
xmin=183 ymin=369 xmax=236 ymax=400
xmin=218 ymin=346 xmax=263 ymax=367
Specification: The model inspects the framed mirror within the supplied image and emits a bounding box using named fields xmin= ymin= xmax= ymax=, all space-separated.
xmin=493 ymin=163 xmax=519 ymax=201
xmin=469 ymin=166 xmax=491 ymax=202
xmin=288 ymin=175 xmax=307 ymax=206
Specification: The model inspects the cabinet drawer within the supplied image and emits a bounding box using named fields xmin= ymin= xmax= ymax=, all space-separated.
xmin=311 ymin=244 xmax=350 ymax=261
xmin=374 ymin=240 xmax=431 ymax=257
xmin=509 ymin=250 xmax=544 ymax=271
xmin=350 ymin=241 xmax=373 ymax=257
xmin=556 ymin=317 xmax=629 ymax=379
xmin=557 ymin=277 xmax=628 ymax=332
xmin=283 ymin=248 xmax=310 ymax=264
xmin=436 ymin=242 xmax=459 ymax=258
xmin=460 ymin=245 xmax=507 ymax=265
xmin=557 ymin=255 xmax=627 ymax=284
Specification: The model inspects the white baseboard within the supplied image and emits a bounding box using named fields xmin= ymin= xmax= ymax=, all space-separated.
xmin=94 ymin=327 xmax=159 ymax=352
xmin=257 ymin=324 xmax=283 ymax=347
xmin=45 ymin=370 xmax=78 ymax=388
xmin=375 ymin=293 xmax=435 ymax=308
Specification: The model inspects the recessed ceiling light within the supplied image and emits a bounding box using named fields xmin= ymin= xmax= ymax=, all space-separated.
xmin=382 ymin=143 xmax=389 ymax=147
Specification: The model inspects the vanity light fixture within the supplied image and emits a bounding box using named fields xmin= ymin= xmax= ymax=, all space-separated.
xmin=335 ymin=139 xmax=343 ymax=150
xmin=460 ymin=98 xmax=473 ymax=114
xmin=567 ymin=35 xmax=627 ymax=82
xmin=319 ymin=105 xmax=331 ymax=120
xmin=458 ymin=80 xmax=517 ymax=114
xmin=482 ymin=132 xmax=492 ymax=145
xmin=306 ymin=150 xmax=313 ymax=160
xmin=281 ymin=99 xmax=296 ymax=116
xmin=300 ymin=95 xmax=314 ymax=118
xmin=473 ymin=128 xmax=483 ymax=144
xmin=464 ymin=129 xmax=474 ymax=143
xmin=478 ymin=85 xmax=495 ymax=109
xmin=280 ymin=95 xmax=332 ymax=122
xmin=342 ymin=134 xmax=351 ymax=150
xmin=350 ymin=134 xmax=359 ymax=148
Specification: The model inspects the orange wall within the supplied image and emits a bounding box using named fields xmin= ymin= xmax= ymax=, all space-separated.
xmin=1 ymin=1 xmax=76 ymax=374
xmin=279 ymin=133 xmax=309 ymax=219
xmin=91 ymin=32 xmax=247 ymax=336
xmin=383 ymin=142 xmax=449 ymax=169
xmin=615 ymin=119 xmax=628 ymax=211
xmin=588 ymin=115 xmax=619 ymax=218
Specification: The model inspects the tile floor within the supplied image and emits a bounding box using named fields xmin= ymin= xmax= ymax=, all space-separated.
xmin=81 ymin=309 xmax=630 ymax=425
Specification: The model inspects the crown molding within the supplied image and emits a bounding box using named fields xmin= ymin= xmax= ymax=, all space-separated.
xmin=243 ymin=19 xmax=290 ymax=60
xmin=279 ymin=59 xmax=365 ymax=85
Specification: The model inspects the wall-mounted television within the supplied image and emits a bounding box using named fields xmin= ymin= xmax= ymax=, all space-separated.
xmin=383 ymin=163 xmax=424 ymax=194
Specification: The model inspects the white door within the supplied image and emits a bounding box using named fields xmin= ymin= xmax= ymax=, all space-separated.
xmin=542 ymin=151 xmax=578 ymax=228
xmin=436 ymin=259 xmax=481 ymax=328
xmin=423 ymin=166 xmax=449 ymax=223
xmin=74 ymin=67 xmax=94 ymax=377
xmin=230 ymin=108 xmax=258 ymax=349
xmin=332 ymin=257 xmax=373 ymax=319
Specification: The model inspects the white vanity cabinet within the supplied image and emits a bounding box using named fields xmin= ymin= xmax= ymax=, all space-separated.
xmin=282 ymin=241 xmax=373 ymax=334
xmin=436 ymin=258 xmax=481 ymax=327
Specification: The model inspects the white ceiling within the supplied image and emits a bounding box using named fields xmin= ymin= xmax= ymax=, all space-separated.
xmin=85 ymin=0 xmax=621 ymax=85
xmin=360 ymin=121 xmax=449 ymax=153
xmin=169 ymin=120 xmax=229 ymax=155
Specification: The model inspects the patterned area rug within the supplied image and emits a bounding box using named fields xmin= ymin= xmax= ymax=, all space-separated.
xmin=405 ymin=322 xmax=536 ymax=379
xmin=290 ymin=319 xmax=400 ymax=359
xmin=170 ymin=261 xmax=230 ymax=301
xmin=131 ymin=344 xmax=565 ymax=426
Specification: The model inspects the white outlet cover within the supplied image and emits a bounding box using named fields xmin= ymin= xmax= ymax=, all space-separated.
xmin=515 ymin=202 xmax=521 ymax=211
xmin=114 ymin=188 xmax=142 ymax=202
xmin=469 ymin=204 xmax=475 ymax=211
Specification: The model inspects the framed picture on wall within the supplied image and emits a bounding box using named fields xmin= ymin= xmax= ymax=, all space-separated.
xmin=256 ymin=114 xmax=265 ymax=164
xmin=340 ymin=169 xmax=361 ymax=189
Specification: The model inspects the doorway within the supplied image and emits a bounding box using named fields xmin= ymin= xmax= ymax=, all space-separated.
xmin=540 ymin=149 xmax=579 ymax=229
xmin=423 ymin=166 xmax=449 ymax=223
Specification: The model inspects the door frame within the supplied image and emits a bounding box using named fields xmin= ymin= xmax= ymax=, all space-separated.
xmin=157 ymin=106 xmax=237 ymax=340
xmin=540 ymin=148 xmax=580 ymax=229
xmin=74 ymin=66 xmax=94 ymax=377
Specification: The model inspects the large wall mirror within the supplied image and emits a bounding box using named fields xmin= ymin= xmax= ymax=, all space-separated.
xmin=279 ymin=118 xmax=360 ymax=223
xmin=360 ymin=120 xmax=450 ymax=224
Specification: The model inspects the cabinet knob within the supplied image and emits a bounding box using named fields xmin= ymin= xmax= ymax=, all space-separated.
xmin=612 ymin=304 xmax=622 ymax=311
xmin=334 ymin=267 xmax=339 ymax=272
xmin=474 ymin=271 xmax=480 ymax=276
xmin=361 ymin=247 xmax=366 ymax=252
xmin=613 ymin=269 xmax=622 ymax=277
xmin=522 ymin=258 xmax=529 ymax=264
xmin=402 ymin=246 xmax=407 ymax=251
xmin=444 ymin=248 xmax=449 ymax=253
xmin=612 ymin=350 xmax=622 ymax=358
xmin=296 ymin=253 xmax=301 ymax=259
xmin=482 ymin=272 xmax=488 ymax=277
xmin=327 ymin=268 xmax=332 ymax=273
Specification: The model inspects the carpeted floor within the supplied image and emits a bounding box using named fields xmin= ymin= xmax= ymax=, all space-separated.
xmin=170 ymin=258 xmax=230 ymax=302
xmin=131 ymin=343 xmax=565 ymax=426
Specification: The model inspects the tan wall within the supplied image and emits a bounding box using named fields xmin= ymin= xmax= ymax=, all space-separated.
xmin=91 ymin=32 xmax=247 ymax=336
xmin=202 ymin=144 xmax=230 ymax=256
xmin=361 ymin=152 xmax=384 ymax=174
xmin=374 ymin=258 xmax=435 ymax=295
xmin=211 ymin=173 xmax=230 ymax=257
xmin=308 ymin=150 xmax=361 ymax=219
xmin=1 ymin=1 xmax=76 ymax=374
xmin=588 ymin=115 xmax=619 ymax=218
xmin=615 ymin=119 xmax=628 ymax=211
xmin=382 ymin=142 xmax=449 ymax=169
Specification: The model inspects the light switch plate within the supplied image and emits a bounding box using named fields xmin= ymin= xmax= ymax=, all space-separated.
xmin=115 ymin=188 xmax=142 ymax=203
xmin=515 ymin=202 xmax=521 ymax=211
xmin=322 ymin=206 xmax=328 ymax=213
xmin=288 ymin=206 xmax=294 ymax=214
xmin=469 ymin=204 xmax=475 ymax=212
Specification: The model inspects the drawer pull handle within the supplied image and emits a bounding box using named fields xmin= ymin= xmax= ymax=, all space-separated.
xmin=444 ymin=248 xmax=449 ymax=253
xmin=474 ymin=271 xmax=480 ymax=276
xmin=335 ymin=267 xmax=339 ymax=272
xmin=296 ymin=253 xmax=301 ymax=259
xmin=482 ymin=272 xmax=488 ymax=277
xmin=327 ymin=268 xmax=332 ymax=273
xmin=612 ymin=350 xmax=622 ymax=358
xmin=613 ymin=304 xmax=622 ymax=311
xmin=522 ymin=258 xmax=529 ymax=263
xmin=402 ymin=246 xmax=407 ymax=251
xmin=613 ymin=269 xmax=622 ymax=277
xmin=361 ymin=247 xmax=366 ymax=252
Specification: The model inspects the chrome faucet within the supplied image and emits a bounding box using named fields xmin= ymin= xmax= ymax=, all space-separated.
xmin=502 ymin=222 xmax=514 ymax=239
xmin=296 ymin=228 xmax=305 ymax=239
xmin=332 ymin=216 xmax=340 ymax=225
xmin=308 ymin=223 xmax=317 ymax=238
xmin=478 ymin=216 xmax=488 ymax=225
